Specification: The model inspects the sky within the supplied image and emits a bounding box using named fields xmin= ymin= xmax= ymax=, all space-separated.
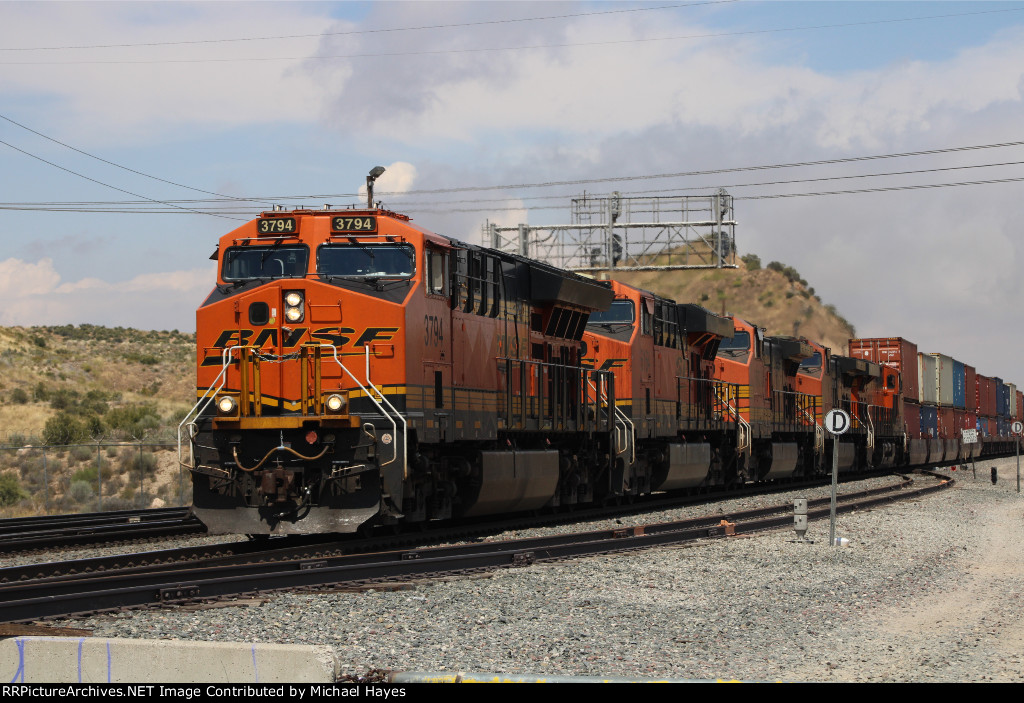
xmin=1 ymin=0 xmax=1024 ymax=382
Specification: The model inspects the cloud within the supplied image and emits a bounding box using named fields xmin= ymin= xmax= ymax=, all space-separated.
xmin=0 ymin=2 xmax=336 ymax=144
xmin=0 ymin=258 xmax=213 ymax=331
xmin=357 ymin=161 xmax=418 ymax=202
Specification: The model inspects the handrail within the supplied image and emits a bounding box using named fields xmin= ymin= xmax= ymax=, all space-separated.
xmin=178 ymin=345 xmax=239 ymax=470
xmin=586 ymin=376 xmax=635 ymax=465
xmin=361 ymin=345 xmax=407 ymax=480
xmin=713 ymin=385 xmax=750 ymax=454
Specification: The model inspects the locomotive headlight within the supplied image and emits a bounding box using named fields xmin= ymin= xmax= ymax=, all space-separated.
xmin=216 ymin=395 xmax=237 ymax=415
xmin=283 ymin=290 xmax=304 ymax=322
xmin=325 ymin=393 xmax=347 ymax=413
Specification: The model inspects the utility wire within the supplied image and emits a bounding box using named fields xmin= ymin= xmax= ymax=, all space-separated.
xmin=4 ymin=173 xmax=1024 ymax=214
xmin=4 ymin=5 xmax=1022 ymax=65
xmin=2 ymin=3 xmax=725 ymax=51
xmin=9 ymin=156 xmax=1024 ymax=210
xmin=0 ymin=113 xmax=258 ymax=204
xmin=0 ymin=139 xmax=245 ymax=220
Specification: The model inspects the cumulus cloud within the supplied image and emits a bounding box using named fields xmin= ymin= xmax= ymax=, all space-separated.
xmin=0 ymin=2 xmax=336 ymax=144
xmin=357 ymin=161 xmax=418 ymax=203
xmin=0 ymin=258 xmax=213 ymax=331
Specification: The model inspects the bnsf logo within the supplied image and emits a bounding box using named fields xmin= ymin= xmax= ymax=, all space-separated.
xmin=201 ymin=326 xmax=398 ymax=366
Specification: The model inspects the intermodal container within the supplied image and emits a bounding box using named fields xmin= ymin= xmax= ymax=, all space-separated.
xmin=977 ymin=374 xmax=997 ymax=417
xmin=920 ymin=405 xmax=938 ymax=438
xmin=918 ymin=353 xmax=938 ymax=406
xmin=1017 ymin=390 xmax=1023 ymax=422
xmin=995 ymin=378 xmax=1009 ymax=417
xmin=964 ymin=365 xmax=977 ymax=412
xmin=848 ymin=337 xmax=919 ymax=402
xmin=904 ymin=399 xmax=921 ymax=437
xmin=1008 ymin=383 xmax=1018 ymax=418
xmin=939 ymin=406 xmax=956 ymax=438
xmin=928 ymin=353 xmax=956 ymax=407
xmin=951 ymin=359 xmax=966 ymax=409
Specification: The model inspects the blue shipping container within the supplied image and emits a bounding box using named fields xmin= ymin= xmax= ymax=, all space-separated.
xmin=920 ymin=405 xmax=939 ymax=438
xmin=952 ymin=360 xmax=966 ymax=409
xmin=1000 ymin=384 xmax=1011 ymax=418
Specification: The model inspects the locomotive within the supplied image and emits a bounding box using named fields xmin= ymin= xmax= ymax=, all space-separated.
xmin=179 ymin=201 xmax=1023 ymax=536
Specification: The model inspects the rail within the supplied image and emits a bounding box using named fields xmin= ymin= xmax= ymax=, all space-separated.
xmin=178 ymin=345 xmax=238 ymax=470
xmin=674 ymin=376 xmax=741 ymax=432
xmin=178 ymin=343 xmax=408 ymax=481
xmin=497 ymin=358 xmax=616 ymax=436
xmin=769 ymin=389 xmax=818 ymax=433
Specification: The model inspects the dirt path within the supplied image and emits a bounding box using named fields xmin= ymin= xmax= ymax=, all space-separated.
xmin=798 ymin=481 xmax=1024 ymax=682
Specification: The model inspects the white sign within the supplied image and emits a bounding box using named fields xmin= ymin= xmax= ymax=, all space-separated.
xmin=961 ymin=429 xmax=978 ymax=444
xmin=1013 ymin=421 xmax=1023 ymax=435
xmin=825 ymin=409 xmax=851 ymax=435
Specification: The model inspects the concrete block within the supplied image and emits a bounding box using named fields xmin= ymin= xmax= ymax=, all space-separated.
xmin=0 ymin=637 xmax=338 ymax=683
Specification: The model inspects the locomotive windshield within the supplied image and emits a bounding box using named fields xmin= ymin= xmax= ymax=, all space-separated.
xmin=799 ymin=351 xmax=823 ymax=375
xmin=717 ymin=330 xmax=751 ymax=358
xmin=587 ymin=300 xmax=635 ymax=325
xmin=318 ymin=244 xmax=416 ymax=279
xmin=222 ymin=246 xmax=309 ymax=281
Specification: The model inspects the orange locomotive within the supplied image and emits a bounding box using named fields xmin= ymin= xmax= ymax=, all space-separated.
xmin=179 ymin=205 xmax=618 ymax=534
xmin=582 ymin=280 xmax=737 ymax=494
xmin=179 ymin=196 xmax=1024 ymax=536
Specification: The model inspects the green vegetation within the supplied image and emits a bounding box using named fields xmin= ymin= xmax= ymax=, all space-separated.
xmin=0 ymin=474 xmax=27 ymax=506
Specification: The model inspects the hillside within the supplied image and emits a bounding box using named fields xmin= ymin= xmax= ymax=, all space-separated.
xmin=0 ymin=326 xmax=195 ymax=515
xmin=609 ymin=256 xmax=856 ymax=353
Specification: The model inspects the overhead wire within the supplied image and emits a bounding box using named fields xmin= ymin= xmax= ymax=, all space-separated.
xmin=0 ymin=138 xmax=246 ymax=220
xmin=1 ymin=2 xmax=727 ymax=51
xmin=0 ymin=113 xmax=262 ymax=206
xmin=3 ymin=5 xmax=1023 ymax=65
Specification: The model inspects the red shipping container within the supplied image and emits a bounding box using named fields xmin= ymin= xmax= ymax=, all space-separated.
xmin=977 ymin=374 xmax=997 ymax=418
xmin=1017 ymin=391 xmax=1023 ymax=422
xmin=963 ymin=410 xmax=977 ymax=431
xmin=939 ymin=407 xmax=956 ymax=438
xmin=848 ymin=337 xmax=919 ymax=402
xmin=904 ymin=399 xmax=922 ymax=438
xmin=988 ymin=417 xmax=999 ymax=437
xmin=964 ymin=365 xmax=977 ymax=412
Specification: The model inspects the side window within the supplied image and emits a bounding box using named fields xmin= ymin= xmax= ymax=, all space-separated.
xmin=490 ymin=258 xmax=502 ymax=318
xmin=427 ymin=249 xmax=447 ymax=295
xmin=641 ymin=306 xmax=653 ymax=336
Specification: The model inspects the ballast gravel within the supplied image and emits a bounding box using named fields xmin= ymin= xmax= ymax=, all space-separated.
xmin=22 ymin=458 xmax=1024 ymax=682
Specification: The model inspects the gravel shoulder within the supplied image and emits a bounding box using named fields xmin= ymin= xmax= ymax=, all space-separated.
xmin=37 ymin=459 xmax=1024 ymax=682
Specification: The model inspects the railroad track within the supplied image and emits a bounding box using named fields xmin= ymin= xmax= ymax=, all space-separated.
xmin=0 ymin=507 xmax=205 ymax=554
xmin=0 ymin=467 xmax=906 ymax=583
xmin=0 ymin=472 xmax=950 ymax=624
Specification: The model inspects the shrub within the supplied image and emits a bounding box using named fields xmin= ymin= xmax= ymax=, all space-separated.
xmin=0 ymin=473 xmax=27 ymax=506
xmin=68 ymin=480 xmax=94 ymax=504
xmin=106 ymin=404 xmax=161 ymax=438
xmin=740 ymin=253 xmax=761 ymax=270
xmin=42 ymin=412 xmax=88 ymax=445
xmin=9 ymin=388 xmax=28 ymax=405
xmin=70 ymin=445 xmax=94 ymax=463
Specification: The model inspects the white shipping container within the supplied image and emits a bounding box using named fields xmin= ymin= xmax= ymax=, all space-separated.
xmin=930 ymin=353 xmax=955 ymax=407
xmin=1010 ymin=383 xmax=1018 ymax=417
xmin=918 ymin=353 xmax=938 ymax=406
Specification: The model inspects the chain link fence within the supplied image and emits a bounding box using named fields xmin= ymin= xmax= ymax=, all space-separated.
xmin=0 ymin=441 xmax=191 ymax=517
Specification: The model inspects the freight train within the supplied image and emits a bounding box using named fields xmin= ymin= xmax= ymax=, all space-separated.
xmin=178 ymin=203 xmax=1023 ymax=535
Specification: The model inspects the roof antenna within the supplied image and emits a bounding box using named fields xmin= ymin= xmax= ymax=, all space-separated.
xmin=366 ymin=166 xmax=386 ymax=209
